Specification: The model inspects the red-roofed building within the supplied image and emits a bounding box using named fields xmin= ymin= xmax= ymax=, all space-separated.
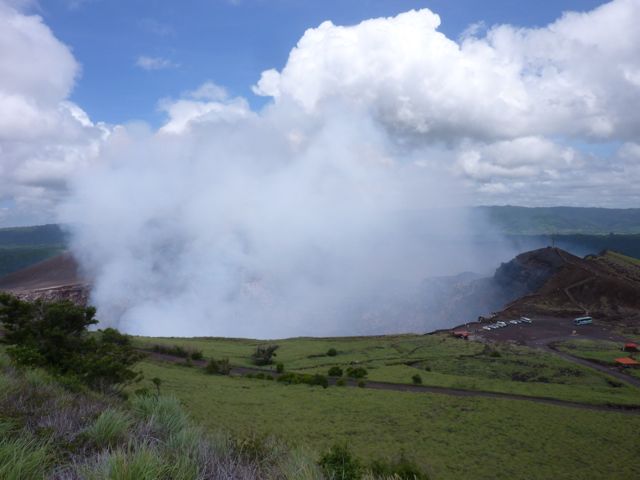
xmin=452 ymin=330 xmax=469 ymax=339
xmin=615 ymin=357 xmax=639 ymax=367
xmin=623 ymin=343 xmax=638 ymax=352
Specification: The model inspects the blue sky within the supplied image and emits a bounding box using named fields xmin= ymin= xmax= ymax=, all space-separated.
xmin=41 ymin=0 xmax=607 ymax=126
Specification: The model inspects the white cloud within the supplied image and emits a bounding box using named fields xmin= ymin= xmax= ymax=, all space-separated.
xmin=135 ymin=55 xmax=178 ymax=71
xmin=158 ymin=82 xmax=254 ymax=134
xmin=255 ymin=1 xmax=640 ymax=143
xmin=0 ymin=2 xmax=107 ymax=226
xmin=252 ymin=0 xmax=640 ymax=204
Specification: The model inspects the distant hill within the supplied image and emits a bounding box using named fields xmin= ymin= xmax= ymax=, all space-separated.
xmin=0 ymin=224 xmax=68 ymax=277
xmin=478 ymin=206 xmax=640 ymax=235
xmin=498 ymin=249 xmax=640 ymax=326
xmin=421 ymin=247 xmax=640 ymax=329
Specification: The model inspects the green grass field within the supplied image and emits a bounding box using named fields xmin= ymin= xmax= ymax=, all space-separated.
xmin=136 ymin=358 xmax=640 ymax=480
xmin=555 ymin=338 xmax=640 ymax=380
xmin=136 ymin=333 xmax=640 ymax=406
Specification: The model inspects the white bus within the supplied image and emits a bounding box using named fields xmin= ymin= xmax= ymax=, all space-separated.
xmin=574 ymin=316 xmax=592 ymax=326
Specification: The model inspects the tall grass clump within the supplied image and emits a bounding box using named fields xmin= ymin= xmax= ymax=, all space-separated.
xmin=83 ymin=442 xmax=168 ymax=480
xmin=0 ymin=430 xmax=50 ymax=480
xmin=130 ymin=394 xmax=189 ymax=436
xmin=84 ymin=408 xmax=132 ymax=447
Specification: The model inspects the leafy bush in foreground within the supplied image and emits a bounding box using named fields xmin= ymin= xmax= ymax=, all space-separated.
xmin=370 ymin=453 xmax=430 ymax=479
xmin=0 ymin=358 xmax=325 ymax=479
xmin=412 ymin=374 xmax=422 ymax=385
xmin=0 ymin=294 xmax=143 ymax=392
xmin=319 ymin=444 xmax=361 ymax=480
xmin=328 ymin=366 xmax=344 ymax=377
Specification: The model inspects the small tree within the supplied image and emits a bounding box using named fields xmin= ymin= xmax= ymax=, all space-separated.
xmin=412 ymin=374 xmax=422 ymax=385
xmin=0 ymin=294 xmax=143 ymax=392
xmin=328 ymin=366 xmax=343 ymax=377
xmin=251 ymin=344 xmax=279 ymax=366
xmin=205 ymin=358 xmax=231 ymax=375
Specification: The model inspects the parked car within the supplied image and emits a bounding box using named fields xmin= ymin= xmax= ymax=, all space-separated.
xmin=520 ymin=317 xmax=532 ymax=324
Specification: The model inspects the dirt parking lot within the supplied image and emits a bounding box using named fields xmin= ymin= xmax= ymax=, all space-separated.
xmin=466 ymin=316 xmax=627 ymax=346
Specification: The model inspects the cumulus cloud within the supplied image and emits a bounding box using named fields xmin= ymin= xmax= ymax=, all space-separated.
xmin=0 ymin=2 xmax=107 ymax=226
xmin=254 ymin=1 xmax=640 ymax=143
xmin=135 ymin=55 xmax=178 ymax=71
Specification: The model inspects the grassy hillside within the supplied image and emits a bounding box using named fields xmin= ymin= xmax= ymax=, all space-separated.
xmin=0 ymin=224 xmax=67 ymax=277
xmin=137 ymin=334 xmax=640 ymax=406
xmin=137 ymin=357 xmax=640 ymax=480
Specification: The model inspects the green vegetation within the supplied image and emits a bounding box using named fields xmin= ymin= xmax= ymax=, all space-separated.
xmin=555 ymin=339 xmax=640 ymax=380
xmin=137 ymin=333 xmax=640 ymax=406
xmin=136 ymin=358 xmax=640 ymax=480
xmin=251 ymin=344 xmax=279 ymax=365
xmin=205 ymin=357 xmax=231 ymax=375
xmin=152 ymin=343 xmax=203 ymax=361
xmin=2 ymin=295 xmax=639 ymax=478
xmin=0 ymin=356 xmax=328 ymax=479
xmin=0 ymin=294 xmax=143 ymax=391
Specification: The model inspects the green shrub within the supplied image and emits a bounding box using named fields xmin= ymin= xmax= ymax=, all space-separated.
xmin=276 ymin=362 xmax=285 ymax=373
xmin=0 ymin=295 xmax=143 ymax=392
xmin=311 ymin=374 xmax=329 ymax=389
xmin=412 ymin=374 xmax=422 ymax=385
xmin=251 ymin=344 xmax=279 ymax=366
xmin=369 ymin=453 xmax=429 ymax=480
xmin=205 ymin=358 xmax=231 ymax=375
xmin=328 ymin=366 xmax=344 ymax=377
xmin=151 ymin=344 xmax=202 ymax=361
xmin=336 ymin=378 xmax=346 ymax=387
xmin=346 ymin=367 xmax=368 ymax=379
xmin=327 ymin=348 xmax=338 ymax=357
xmin=85 ymin=408 xmax=132 ymax=447
xmin=319 ymin=444 xmax=361 ymax=480
xmin=357 ymin=380 xmax=366 ymax=388
xmin=277 ymin=372 xmax=329 ymax=388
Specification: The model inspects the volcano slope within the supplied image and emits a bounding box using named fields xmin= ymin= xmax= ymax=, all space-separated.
xmin=0 ymin=253 xmax=88 ymax=304
xmin=496 ymin=249 xmax=640 ymax=327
